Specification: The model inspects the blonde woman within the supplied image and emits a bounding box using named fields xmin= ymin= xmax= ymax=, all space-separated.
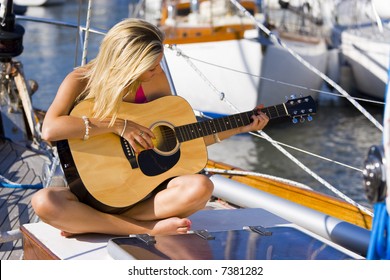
xmin=32 ymin=18 xmax=269 ymax=237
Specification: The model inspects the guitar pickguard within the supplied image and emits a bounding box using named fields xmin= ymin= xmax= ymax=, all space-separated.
xmin=138 ymin=149 xmax=180 ymax=176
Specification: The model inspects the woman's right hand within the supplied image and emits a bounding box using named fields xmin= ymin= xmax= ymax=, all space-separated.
xmin=117 ymin=119 xmax=155 ymax=153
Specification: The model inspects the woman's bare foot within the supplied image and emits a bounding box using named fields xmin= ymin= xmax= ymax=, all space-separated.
xmin=59 ymin=217 xmax=192 ymax=238
xmin=60 ymin=230 xmax=75 ymax=238
xmin=151 ymin=217 xmax=191 ymax=236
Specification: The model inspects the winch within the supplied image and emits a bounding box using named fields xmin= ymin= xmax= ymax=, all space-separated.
xmin=363 ymin=145 xmax=387 ymax=204
xmin=0 ymin=0 xmax=25 ymax=60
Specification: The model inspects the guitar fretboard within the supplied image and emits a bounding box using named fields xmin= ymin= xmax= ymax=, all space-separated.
xmin=175 ymin=104 xmax=287 ymax=143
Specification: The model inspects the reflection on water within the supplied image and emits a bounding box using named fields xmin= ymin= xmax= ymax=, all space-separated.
xmin=16 ymin=0 xmax=383 ymax=207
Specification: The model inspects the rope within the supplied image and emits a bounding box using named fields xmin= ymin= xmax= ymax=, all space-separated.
xmin=370 ymin=0 xmax=384 ymax=33
xmin=229 ymin=0 xmax=383 ymax=132
xmin=0 ymin=137 xmax=54 ymax=190
xmin=383 ymin=43 xmax=390 ymax=216
xmin=367 ymin=202 xmax=390 ymax=259
xmin=0 ymin=174 xmax=43 ymax=189
xmin=0 ymin=229 xmax=22 ymax=244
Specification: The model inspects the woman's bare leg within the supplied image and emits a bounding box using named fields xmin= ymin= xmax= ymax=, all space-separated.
xmin=125 ymin=174 xmax=214 ymax=220
xmin=32 ymin=187 xmax=190 ymax=236
xmin=31 ymin=174 xmax=213 ymax=236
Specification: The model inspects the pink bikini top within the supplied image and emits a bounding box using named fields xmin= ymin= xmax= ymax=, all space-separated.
xmin=135 ymin=86 xmax=147 ymax=103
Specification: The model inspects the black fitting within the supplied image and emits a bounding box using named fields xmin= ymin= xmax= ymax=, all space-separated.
xmin=363 ymin=145 xmax=387 ymax=203
xmin=0 ymin=0 xmax=25 ymax=58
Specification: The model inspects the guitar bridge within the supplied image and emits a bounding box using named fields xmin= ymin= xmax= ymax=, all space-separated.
xmin=120 ymin=137 xmax=139 ymax=169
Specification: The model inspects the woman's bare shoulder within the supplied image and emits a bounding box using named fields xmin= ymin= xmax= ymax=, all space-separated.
xmin=60 ymin=67 xmax=88 ymax=90
xmin=65 ymin=67 xmax=87 ymax=82
xmin=53 ymin=68 xmax=88 ymax=104
xmin=143 ymin=70 xmax=172 ymax=100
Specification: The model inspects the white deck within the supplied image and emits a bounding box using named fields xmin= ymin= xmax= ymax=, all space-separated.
xmin=21 ymin=208 xmax=363 ymax=260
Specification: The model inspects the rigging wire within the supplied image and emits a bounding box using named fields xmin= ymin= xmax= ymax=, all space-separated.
xmin=203 ymin=167 xmax=313 ymax=190
xmin=248 ymin=131 xmax=364 ymax=172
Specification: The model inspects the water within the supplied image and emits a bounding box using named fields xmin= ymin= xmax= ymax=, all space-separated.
xmin=16 ymin=0 xmax=384 ymax=208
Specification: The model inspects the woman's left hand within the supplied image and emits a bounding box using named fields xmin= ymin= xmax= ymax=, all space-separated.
xmin=240 ymin=106 xmax=269 ymax=133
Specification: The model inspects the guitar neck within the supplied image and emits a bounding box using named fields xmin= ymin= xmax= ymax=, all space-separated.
xmin=175 ymin=103 xmax=287 ymax=143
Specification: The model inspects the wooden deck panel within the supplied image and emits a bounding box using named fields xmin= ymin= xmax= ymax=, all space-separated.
xmin=0 ymin=139 xmax=47 ymax=260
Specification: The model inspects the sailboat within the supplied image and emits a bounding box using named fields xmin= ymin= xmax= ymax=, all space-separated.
xmin=158 ymin=0 xmax=328 ymax=116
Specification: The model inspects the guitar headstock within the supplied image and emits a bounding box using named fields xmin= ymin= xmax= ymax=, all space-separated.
xmin=285 ymin=95 xmax=316 ymax=123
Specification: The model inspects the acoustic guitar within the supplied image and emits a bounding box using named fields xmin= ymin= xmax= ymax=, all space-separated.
xmin=57 ymin=95 xmax=316 ymax=211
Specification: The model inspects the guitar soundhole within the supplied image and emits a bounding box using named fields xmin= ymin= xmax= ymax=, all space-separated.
xmin=152 ymin=123 xmax=179 ymax=155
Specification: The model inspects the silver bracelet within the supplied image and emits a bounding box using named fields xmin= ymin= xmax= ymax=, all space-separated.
xmin=213 ymin=133 xmax=221 ymax=143
xmin=120 ymin=119 xmax=127 ymax=137
xmin=81 ymin=116 xmax=91 ymax=141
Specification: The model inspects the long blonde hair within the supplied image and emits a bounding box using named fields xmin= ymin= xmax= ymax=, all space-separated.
xmin=79 ymin=18 xmax=165 ymax=125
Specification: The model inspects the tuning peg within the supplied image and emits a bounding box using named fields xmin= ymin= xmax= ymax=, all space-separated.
xmin=290 ymin=94 xmax=297 ymax=100
xmin=292 ymin=117 xmax=298 ymax=124
xmin=307 ymin=115 xmax=313 ymax=121
xmin=300 ymin=117 xmax=305 ymax=123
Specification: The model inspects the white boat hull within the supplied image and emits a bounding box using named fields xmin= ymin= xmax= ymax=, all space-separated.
xmin=14 ymin=0 xmax=65 ymax=6
xmin=341 ymin=27 xmax=390 ymax=100
xmin=258 ymin=37 xmax=327 ymax=105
